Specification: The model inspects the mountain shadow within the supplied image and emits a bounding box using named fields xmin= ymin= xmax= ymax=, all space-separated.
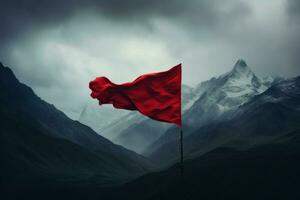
xmin=111 ymin=129 xmax=300 ymax=200
xmin=0 ymin=62 xmax=155 ymax=198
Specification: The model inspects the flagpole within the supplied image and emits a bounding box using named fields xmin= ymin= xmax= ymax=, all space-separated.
xmin=180 ymin=128 xmax=184 ymax=176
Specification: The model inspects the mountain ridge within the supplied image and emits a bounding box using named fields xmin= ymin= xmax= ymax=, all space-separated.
xmin=144 ymin=60 xmax=294 ymax=166
xmin=146 ymin=74 xmax=300 ymax=167
xmin=0 ymin=62 xmax=155 ymax=187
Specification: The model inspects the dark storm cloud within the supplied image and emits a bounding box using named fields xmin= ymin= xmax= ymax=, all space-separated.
xmin=1 ymin=0 xmax=300 ymax=119
xmin=0 ymin=0 xmax=252 ymax=88
xmin=0 ymin=0 xmax=251 ymax=43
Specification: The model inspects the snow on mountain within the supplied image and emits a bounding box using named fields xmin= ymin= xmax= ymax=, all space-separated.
xmin=144 ymin=59 xmax=277 ymax=158
xmin=241 ymin=76 xmax=300 ymax=107
xmin=217 ymin=59 xmax=268 ymax=103
xmin=182 ymin=84 xmax=197 ymax=110
xmin=79 ymin=59 xmax=276 ymax=155
xmin=184 ymin=59 xmax=273 ymax=129
xmin=147 ymin=76 xmax=300 ymax=167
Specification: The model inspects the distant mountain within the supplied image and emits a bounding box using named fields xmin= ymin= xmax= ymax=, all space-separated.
xmin=78 ymin=102 xmax=129 ymax=139
xmin=104 ymin=59 xmax=279 ymax=155
xmin=79 ymin=102 xmax=147 ymax=141
xmin=144 ymin=60 xmax=300 ymax=166
xmin=144 ymin=60 xmax=266 ymax=156
xmin=0 ymin=62 xmax=154 ymax=188
xmin=185 ymin=59 xmax=272 ymax=129
xmin=146 ymin=75 xmax=300 ymax=167
xmin=185 ymin=76 xmax=300 ymax=157
xmin=113 ymin=117 xmax=171 ymax=154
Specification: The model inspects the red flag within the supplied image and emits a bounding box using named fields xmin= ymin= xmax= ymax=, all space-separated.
xmin=89 ymin=64 xmax=181 ymax=126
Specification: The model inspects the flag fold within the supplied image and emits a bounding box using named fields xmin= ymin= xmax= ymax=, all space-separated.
xmin=89 ymin=64 xmax=181 ymax=126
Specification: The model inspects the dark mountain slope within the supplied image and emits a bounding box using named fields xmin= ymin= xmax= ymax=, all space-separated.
xmin=5 ymin=129 xmax=299 ymax=200
xmin=0 ymin=112 xmax=125 ymax=187
xmin=111 ymin=131 xmax=300 ymax=200
xmin=0 ymin=62 xmax=154 ymax=190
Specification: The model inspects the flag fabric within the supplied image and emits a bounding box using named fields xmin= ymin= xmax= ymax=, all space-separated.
xmin=89 ymin=64 xmax=181 ymax=126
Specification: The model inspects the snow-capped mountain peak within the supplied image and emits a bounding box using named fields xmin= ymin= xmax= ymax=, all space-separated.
xmin=222 ymin=59 xmax=266 ymax=98
xmin=184 ymin=59 xmax=273 ymax=129
xmin=228 ymin=59 xmax=255 ymax=81
xmin=233 ymin=59 xmax=249 ymax=71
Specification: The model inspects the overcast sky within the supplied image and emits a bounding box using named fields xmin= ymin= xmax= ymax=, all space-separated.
xmin=1 ymin=0 xmax=300 ymax=118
